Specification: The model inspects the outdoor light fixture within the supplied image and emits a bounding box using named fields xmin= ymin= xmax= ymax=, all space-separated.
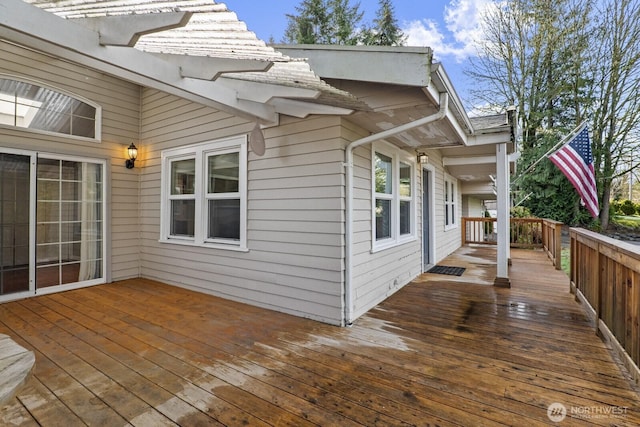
xmin=417 ymin=152 xmax=429 ymax=164
xmin=125 ymin=143 xmax=138 ymax=169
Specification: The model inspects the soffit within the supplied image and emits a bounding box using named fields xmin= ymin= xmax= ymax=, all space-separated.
xmin=328 ymin=79 xmax=465 ymax=149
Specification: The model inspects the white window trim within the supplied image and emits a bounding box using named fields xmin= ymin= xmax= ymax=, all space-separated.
xmin=444 ymin=173 xmax=458 ymax=231
xmin=159 ymin=135 xmax=248 ymax=251
xmin=0 ymin=148 xmax=109 ymax=303
xmin=371 ymin=142 xmax=417 ymax=253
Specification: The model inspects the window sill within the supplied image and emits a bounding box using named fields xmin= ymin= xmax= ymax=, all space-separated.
xmin=159 ymin=238 xmax=249 ymax=253
xmin=444 ymin=224 xmax=459 ymax=232
xmin=371 ymin=235 xmax=417 ymax=254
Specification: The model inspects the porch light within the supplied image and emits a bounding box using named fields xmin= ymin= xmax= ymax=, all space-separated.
xmin=417 ymin=152 xmax=429 ymax=164
xmin=125 ymin=143 xmax=138 ymax=169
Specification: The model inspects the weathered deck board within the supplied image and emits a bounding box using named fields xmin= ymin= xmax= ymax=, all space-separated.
xmin=1 ymin=247 xmax=639 ymax=425
xmin=0 ymin=334 xmax=35 ymax=407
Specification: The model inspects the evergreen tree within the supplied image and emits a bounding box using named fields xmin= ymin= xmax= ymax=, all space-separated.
xmin=361 ymin=0 xmax=406 ymax=46
xmin=283 ymin=0 xmax=364 ymax=45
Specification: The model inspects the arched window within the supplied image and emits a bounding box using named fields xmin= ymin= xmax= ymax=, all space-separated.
xmin=0 ymin=77 xmax=99 ymax=139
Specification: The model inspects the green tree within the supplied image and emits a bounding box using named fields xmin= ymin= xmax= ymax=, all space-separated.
xmin=588 ymin=0 xmax=640 ymax=229
xmin=468 ymin=0 xmax=592 ymax=148
xmin=468 ymin=0 xmax=595 ymax=225
xmin=283 ymin=0 xmax=364 ymax=45
xmin=361 ymin=0 xmax=406 ymax=46
xmin=469 ymin=0 xmax=640 ymax=228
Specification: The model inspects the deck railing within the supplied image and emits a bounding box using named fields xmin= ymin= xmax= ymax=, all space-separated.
xmin=461 ymin=217 xmax=562 ymax=270
xmin=570 ymin=228 xmax=640 ymax=383
xmin=541 ymin=219 xmax=563 ymax=270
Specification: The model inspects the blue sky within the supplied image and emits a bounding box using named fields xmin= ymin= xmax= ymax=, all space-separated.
xmin=228 ymin=0 xmax=493 ymax=108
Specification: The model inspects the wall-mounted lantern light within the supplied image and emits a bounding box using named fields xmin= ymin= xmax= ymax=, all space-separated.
xmin=125 ymin=143 xmax=138 ymax=169
xmin=417 ymin=152 xmax=429 ymax=164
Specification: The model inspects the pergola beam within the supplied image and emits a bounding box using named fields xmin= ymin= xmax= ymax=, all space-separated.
xmin=220 ymin=77 xmax=321 ymax=103
xmin=0 ymin=0 xmax=278 ymax=122
xmin=269 ymin=98 xmax=354 ymax=118
xmin=76 ymin=12 xmax=193 ymax=47
xmin=155 ymin=54 xmax=273 ymax=80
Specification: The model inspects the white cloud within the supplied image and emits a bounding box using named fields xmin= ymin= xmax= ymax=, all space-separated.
xmin=403 ymin=19 xmax=448 ymax=52
xmin=403 ymin=0 xmax=493 ymax=62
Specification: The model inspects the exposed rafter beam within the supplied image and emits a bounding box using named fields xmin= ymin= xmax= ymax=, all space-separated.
xmin=76 ymin=12 xmax=193 ymax=47
xmin=443 ymin=151 xmax=519 ymax=167
xmin=219 ymin=77 xmax=321 ymax=103
xmin=154 ymin=53 xmax=273 ymax=80
xmin=269 ymin=98 xmax=354 ymax=118
xmin=467 ymin=132 xmax=513 ymax=146
xmin=443 ymin=155 xmax=497 ymax=166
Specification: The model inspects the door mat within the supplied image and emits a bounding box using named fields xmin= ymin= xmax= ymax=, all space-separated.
xmin=427 ymin=265 xmax=466 ymax=276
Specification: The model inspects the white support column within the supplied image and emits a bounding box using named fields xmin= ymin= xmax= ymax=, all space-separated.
xmin=494 ymin=142 xmax=511 ymax=287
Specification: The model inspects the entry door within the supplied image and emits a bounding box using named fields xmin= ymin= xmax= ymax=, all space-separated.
xmin=0 ymin=150 xmax=105 ymax=300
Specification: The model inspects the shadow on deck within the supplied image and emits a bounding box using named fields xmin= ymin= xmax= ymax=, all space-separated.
xmin=1 ymin=247 xmax=639 ymax=426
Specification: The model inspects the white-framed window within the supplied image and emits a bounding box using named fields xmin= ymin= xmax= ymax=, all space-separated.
xmin=444 ymin=174 xmax=458 ymax=230
xmin=0 ymin=75 xmax=101 ymax=140
xmin=372 ymin=143 xmax=416 ymax=251
xmin=160 ymin=135 xmax=247 ymax=251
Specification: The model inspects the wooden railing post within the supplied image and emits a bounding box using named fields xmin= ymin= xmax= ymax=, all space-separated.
xmin=461 ymin=217 xmax=467 ymax=246
xmin=554 ymin=223 xmax=562 ymax=270
xmin=595 ymin=241 xmax=601 ymax=336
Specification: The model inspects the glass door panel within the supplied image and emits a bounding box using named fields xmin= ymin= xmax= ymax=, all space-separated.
xmin=36 ymin=158 xmax=103 ymax=289
xmin=0 ymin=153 xmax=31 ymax=296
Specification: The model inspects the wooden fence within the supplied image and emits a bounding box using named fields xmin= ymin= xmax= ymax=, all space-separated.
xmin=461 ymin=217 xmax=562 ymax=270
xmin=570 ymin=228 xmax=640 ymax=383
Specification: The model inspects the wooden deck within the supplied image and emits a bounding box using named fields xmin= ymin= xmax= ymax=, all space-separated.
xmin=1 ymin=247 xmax=639 ymax=426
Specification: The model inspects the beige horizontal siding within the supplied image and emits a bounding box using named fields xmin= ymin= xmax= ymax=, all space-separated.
xmin=139 ymin=92 xmax=346 ymax=324
xmin=345 ymin=116 xmax=465 ymax=321
xmin=0 ymin=40 xmax=141 ymax=282
xmin=429 ymin=150 xmax=462 ymax=262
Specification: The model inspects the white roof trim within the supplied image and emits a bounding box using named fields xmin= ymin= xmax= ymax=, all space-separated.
xmin=443 ymin=155 xmax=497 ymax=166
xmin=269 ymin=98 xmax=354 ymax=118
xmin=153 ymin=53 xmax=273 ymax=80
xmin=219 ymin=77 xmax=321 ymax=104
xmin=8 ymin=0 xmax=364 ymax=123
xmin=24 ymin=0 xmax=365 ymax=120
xmin=77 ymin=12 xmax=193 ymax=47
xmin=2 ymin=0 xmax=280 ymax=121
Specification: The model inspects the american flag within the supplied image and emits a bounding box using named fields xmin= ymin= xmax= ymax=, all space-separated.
xmin=548 ymin=126 xmax=599 ymax=218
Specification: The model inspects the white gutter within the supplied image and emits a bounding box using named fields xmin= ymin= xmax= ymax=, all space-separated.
xmin=343 ymin=92 xmax=449 ymax=325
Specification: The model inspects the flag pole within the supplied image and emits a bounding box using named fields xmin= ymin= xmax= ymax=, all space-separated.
xmin=512 ymin=121 xmax=588 ymax=186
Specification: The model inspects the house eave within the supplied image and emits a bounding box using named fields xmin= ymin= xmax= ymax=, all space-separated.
xmin=275 ymin=44 xmax=433 ymax=88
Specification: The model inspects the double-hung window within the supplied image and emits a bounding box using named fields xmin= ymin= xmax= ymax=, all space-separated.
xmin=444 ymin=175 xmax=457 ymax=229
xmin=160 ymin=136 xmax=247 ymax=250
xmin=372 ymin=144 xmax=415 ymax=251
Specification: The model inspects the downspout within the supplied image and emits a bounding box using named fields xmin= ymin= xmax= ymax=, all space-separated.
xmin=343 ymin=92 xmax=449 ymax=325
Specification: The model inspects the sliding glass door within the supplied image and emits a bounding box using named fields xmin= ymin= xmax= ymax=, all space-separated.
xmin=36 ymin=158 xmax=103 ymax=290
xmin=0 ymin=149 xmax=105 ymax=300
xmin=0 ymin=153 xmax=31 ymax=296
